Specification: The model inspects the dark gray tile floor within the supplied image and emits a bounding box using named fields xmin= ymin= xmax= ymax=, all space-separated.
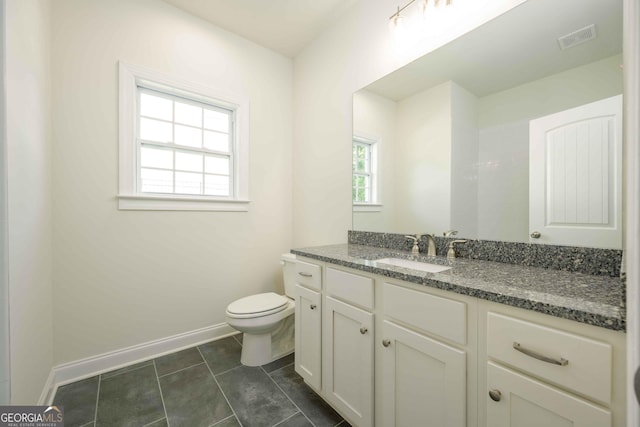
xmin=53 ymin=335 xmax=349 ymax=427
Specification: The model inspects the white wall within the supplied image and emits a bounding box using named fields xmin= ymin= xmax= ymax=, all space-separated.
xmin=477 ymin=121 xmax=529 ymax=242
xmin=5 ymin=0 xmax=54 ymax=403
xmin=450 ymin=82 xmax=479 ymax=238
xmin=352 ymin=90 xmax=397 ymax=232
xmin=478 ymin=55 xmax=623 ymax=128
xmin=396 ymin=82 xmax=452 ymax=233
xmin=292 ymin=0 xmax=527 ymax=247
xmin=50 ymin=0 xmax=293 ymax=365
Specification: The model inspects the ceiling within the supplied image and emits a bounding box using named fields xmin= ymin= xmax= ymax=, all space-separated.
xmin=365 ymin=0 xmax=622 ymax=100
xmin=161 ymin=0 xmax=359 ymax=57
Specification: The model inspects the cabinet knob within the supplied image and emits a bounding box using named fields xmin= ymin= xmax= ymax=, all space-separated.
xmin=382 ymin=339 xmax=391 ymax=347
xmin=310 ymin=304 xmax=317 ymax=310
xmin=360 ymin=327 xmax=368 ymax=335
xmin=530 ymin=231 xmax=541 ymax=239
xmin=489 ymin=389 xmax=502 ymax=402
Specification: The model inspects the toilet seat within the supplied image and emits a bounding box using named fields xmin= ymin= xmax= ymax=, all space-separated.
xmin=226 ymin=292 xmax=289 ymax=319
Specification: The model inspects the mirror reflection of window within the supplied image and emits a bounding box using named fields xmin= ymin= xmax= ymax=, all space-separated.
xmin=352 ymin=136 xmax=378 ymax=204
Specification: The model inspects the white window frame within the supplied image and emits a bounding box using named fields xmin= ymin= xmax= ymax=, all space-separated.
xmin=118 ymin=62 xmax=250 ymax=211
xmin=352 ymin=134 xmax=382 ymax=212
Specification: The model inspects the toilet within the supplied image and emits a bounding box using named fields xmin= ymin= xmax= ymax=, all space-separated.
xmin=225 ymin=253 xmax=296 ymax=366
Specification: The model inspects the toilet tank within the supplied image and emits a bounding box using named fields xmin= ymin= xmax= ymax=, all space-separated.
xmin=281 ymin=253 xmax=297 ymax=298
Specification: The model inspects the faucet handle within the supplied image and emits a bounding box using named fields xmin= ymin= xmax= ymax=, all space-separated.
xmin=449 ymin=239 xmax=467 ymax=244
xmin=443 ymin=230 xmax=458 ymax=237
xmin=447 ymin=239 xmax=468 ymax=259
xmin=405 ymin=234 xmax=421 ymax=255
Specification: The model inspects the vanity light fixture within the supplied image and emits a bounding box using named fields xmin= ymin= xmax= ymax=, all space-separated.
xmin=389 ymin=5 xmax=405 ymax=34
xmin=389 ymin=0 xmax=452 ymax=28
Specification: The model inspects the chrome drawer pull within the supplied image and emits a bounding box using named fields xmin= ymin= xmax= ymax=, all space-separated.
xmin=382 ymin=339 xmax=391 ymax=347
xmin=513 ymin=342 xmax=568 ymax=366
xmin=360 ymin=327 xmax=368 ymax=335
xmin=298 ymin=272 xmax=313 ymax=277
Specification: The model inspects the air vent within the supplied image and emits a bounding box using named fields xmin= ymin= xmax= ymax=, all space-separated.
xmin=558 ymin=24 xmax=597 ymax=50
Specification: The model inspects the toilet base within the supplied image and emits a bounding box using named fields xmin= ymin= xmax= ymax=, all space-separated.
xmin=240 ymin=315 xmax=294 ymax=366
xmin=241 ymin=332 xmax=272 ymax=366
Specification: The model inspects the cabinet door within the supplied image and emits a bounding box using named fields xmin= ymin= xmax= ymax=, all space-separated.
xmin=295 ymin=284 xmax=321 ymax=391
xmin=323 ymin=296 xmax=373 ymax=427
xmin=381 ymin=320 xmax=466 ymax=427
xmin=486 ymin=362 xmax=611 ymax=427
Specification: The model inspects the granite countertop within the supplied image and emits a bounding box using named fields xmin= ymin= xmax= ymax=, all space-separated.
xmin=291 ymin=244 xmax=625 ymax=331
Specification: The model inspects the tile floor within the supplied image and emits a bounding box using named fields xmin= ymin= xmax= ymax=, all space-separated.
xmin=53 ymin=334 xmax=348 ymax=427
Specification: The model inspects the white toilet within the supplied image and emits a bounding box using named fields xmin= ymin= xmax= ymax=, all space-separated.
xmin=225 ymin=253 xmax=296 ymax=366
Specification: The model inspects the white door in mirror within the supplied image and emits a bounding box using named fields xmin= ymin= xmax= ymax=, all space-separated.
xmin=529 ymin=95 xmax=622 ymax=249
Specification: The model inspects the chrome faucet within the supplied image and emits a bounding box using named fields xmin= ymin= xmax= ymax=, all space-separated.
xmin=405 ymin=234 xmax=421 ymax=255
xmin=447 ymin=239 xmax=468 ymax=259
xmin=424 ymin=233 xmax=437 ymax=257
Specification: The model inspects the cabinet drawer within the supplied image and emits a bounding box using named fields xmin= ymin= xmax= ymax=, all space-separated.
xmin=487 ymin=362 xmax=611 ymax=427
xmin=383 ymin=283 xmax=466 ymax=345
xmin=295 ymin=260 xmax=322 ymax=291
xmin=326 ymin=267 xmax=374 ymax=309
xmin=487 ymin=312 xmax=612 ymax=404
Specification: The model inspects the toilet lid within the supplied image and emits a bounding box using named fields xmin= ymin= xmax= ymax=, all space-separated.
xmin=227 ymin=292 xmax=288 ymax=316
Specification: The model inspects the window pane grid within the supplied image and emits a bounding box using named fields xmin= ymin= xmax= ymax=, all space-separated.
xmin=137 ymin=86 xmax=234 ymax=197
xmin=352 ymin=139 xmax=374 ymax=203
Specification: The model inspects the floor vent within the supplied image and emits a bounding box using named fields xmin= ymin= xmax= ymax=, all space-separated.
xmin=558 ymin=24 xmax=597 ymax=50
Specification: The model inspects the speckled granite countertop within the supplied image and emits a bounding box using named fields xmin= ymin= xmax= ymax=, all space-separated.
xmin=291 ymin=244 xmax=625 ymax=331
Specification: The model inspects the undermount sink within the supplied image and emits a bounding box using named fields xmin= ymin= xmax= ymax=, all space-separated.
xmin=374 ymin=257 xmax=452 ymax=273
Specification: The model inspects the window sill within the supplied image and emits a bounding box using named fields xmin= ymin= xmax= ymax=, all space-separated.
xmin=118 ymin=194 xmax=250 ymax=211
xmin=353 ymin=203 xmax=383 ymax=212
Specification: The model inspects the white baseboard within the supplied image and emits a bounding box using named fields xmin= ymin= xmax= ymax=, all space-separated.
xmin=42 ymin=322 xmax=238 ymax=404
xmin=37 ymin=370 xmax=56 ymax=406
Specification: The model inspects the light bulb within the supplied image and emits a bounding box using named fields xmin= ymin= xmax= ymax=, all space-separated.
xmin=389 ymin=13 xmax=405 ymax=41
xmin=419 ymin=0 xmax=429 ymax=17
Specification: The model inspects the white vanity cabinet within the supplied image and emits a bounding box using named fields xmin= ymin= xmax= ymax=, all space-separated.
xmin=486 ymin=362 xmax=611 ymax=427
xmin=293 ymin=256 xmax=626 ymax=427
xmin=380 ymin=282 xmax=469 ymax=427
xmin=323 ymin=267 xmax=375 ymax=427
xmin=294 ymin=261 xmax=322 ymax=391
xmin=479 ymin=302 xmax=626 ymax=427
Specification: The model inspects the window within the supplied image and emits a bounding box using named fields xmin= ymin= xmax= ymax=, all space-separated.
xmin=138 ymin=88 xmax=233 ymax=197
xmin=352 ymin=135 xmax=380 ymax=211
xmin=353 ymin=139 xmax=373 ymax=203
xmin=118 ymin=62 xmax=249 ymax=211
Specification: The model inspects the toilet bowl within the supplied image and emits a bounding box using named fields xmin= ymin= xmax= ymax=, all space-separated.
xmin=225 ymin=253 xmax=296 ymax=366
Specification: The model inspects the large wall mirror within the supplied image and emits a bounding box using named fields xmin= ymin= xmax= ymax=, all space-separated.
xmin=352 ymin=0 xmax=623 ymax=249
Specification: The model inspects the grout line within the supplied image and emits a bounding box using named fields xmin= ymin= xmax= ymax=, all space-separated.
xmin=142 ymin=417 xmax=166 ymax=427
xmin=196 ymin=346 xmax=244 ymax=427
xmin=209 ymin=414 xmax=236 ymax=427
xmin=264 ymin=361 xmax=294 ymax=376
xmin=212 ymin=363 xmax=243 ymax=378
xmin=157 ymin=362 xmax=205 ymax=379
xmin=260 ymin=365 xmax=316 ymax=427
xmin=101 ymin=362 xmax=153 ymax=380
xmin=92 ymin=375 xmax=101 ymax=426
xmin=153 ymin=360 xmax=171 ymax=427
xmin=271 ymin=411 xmax=301 ymax=427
